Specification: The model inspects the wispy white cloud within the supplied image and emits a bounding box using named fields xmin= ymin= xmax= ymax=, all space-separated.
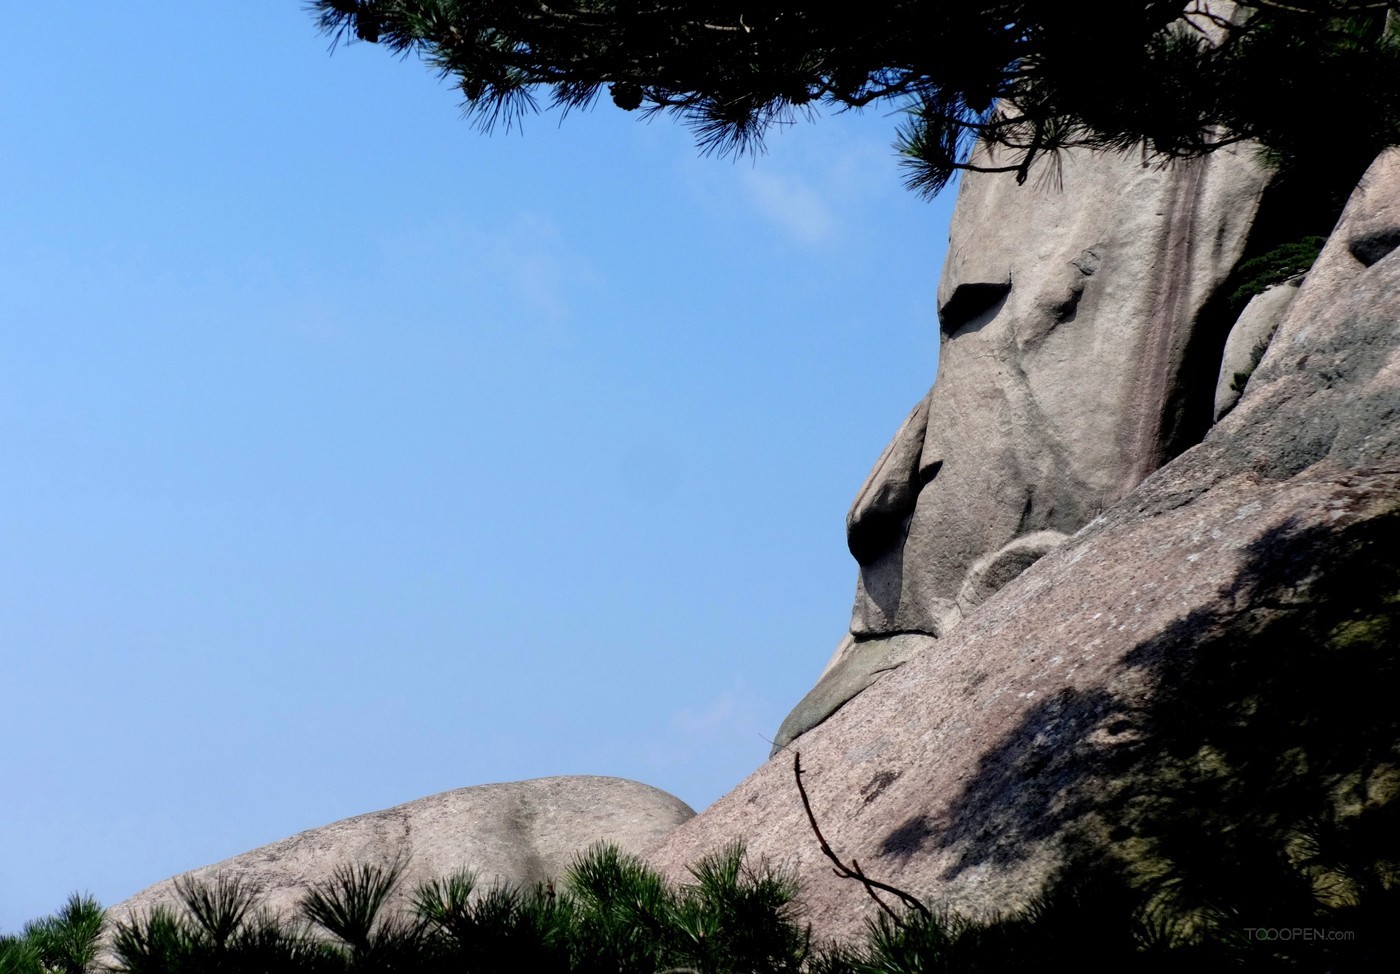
xmin=671 ymin=685 xmax=763 ymax=738
xmin=375 ymin=210 xmax=601 ymax=324
xmin=489 ymin=211 xmax=602 ymax=321
xmin=681 ymin=120 xmax=904 ymax=248
xmin=740 ymin=169 xmax=836 ymax=245
xmin=645 ymin=681 xmax=774 ymax=772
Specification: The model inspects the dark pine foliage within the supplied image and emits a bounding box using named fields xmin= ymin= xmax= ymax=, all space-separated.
xmin=304 ymin=2 xmax=1400 ymax=196
xmin=10 ymin=813 xmax=1393 ymax=973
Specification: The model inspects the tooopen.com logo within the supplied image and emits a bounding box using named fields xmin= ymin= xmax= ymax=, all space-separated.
xmin=1244 ymin=928 xmax=1356 ymax=942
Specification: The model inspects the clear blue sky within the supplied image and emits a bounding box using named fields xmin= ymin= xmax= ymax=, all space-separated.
xmin=0 ymin=4 xmax=954 ymax=929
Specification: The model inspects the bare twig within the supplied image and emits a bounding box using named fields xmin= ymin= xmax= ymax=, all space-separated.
xmin=792 ymin=752 xmax=932 ymax=925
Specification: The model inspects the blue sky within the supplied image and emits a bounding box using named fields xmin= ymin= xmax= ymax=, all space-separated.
xmin=0 ymin=4 xmax=954 ymax=928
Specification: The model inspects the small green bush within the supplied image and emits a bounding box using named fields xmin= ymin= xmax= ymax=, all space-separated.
xmin=1228 ymin=237 xmax=1327 ymax=313
xmin=1 ymin=894 xmax=105 ymax=974
xmin=9 ymin=829 xmax=1395 ymax=972
xmin=103 ymin=841 xmax=811 ymax=974
xmin=1229 ymin=334 xmax=1276 ymax=396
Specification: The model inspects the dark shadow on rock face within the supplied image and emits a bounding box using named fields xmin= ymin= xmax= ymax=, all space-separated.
xmin=878 ymin=815 xmax=937 ymax=864
xmin=1107 ymin=509 xmax=1400 ymax=931
xmin=889 ymin=687 xmax=1118 ymax=877
xmin=856 ymin=540 xmax=911 ymax=627
xmin=1161 ymin=160 xmax=1365 ymax=471
xmin=938 ymin=281 xmax=1011 ymax=339
xmin=922 ymin=497 xmax=1400 ymax=967
xmin=1349 ymin=226 xmax=1400 ymax=267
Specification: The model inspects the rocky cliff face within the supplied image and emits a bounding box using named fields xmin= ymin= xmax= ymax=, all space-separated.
xmin=651 ymin=148 xmax=1400 ymax=939
xmin=775 ymin=142 xmax=1273 ymax=752
xmin=112 ymin=142 xmax=1398 ymax=953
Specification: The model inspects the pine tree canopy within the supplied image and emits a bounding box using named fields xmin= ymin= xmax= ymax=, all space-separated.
xmin=307 ymin=2 xmax=1400 ymax=195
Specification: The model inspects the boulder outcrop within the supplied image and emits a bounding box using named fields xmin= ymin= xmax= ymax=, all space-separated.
xmin=105 ymin=144 xmax=1399 ymax=959
xmin=777 ymin=142 xmax=1273 ymax=750
xmin=655 ymin=149 xmax=1400 ymax=940
xmin=111 ymin=776 xmax=694 ymax=925
xmin=1213 ymin=279 xmax=1299 ymax=420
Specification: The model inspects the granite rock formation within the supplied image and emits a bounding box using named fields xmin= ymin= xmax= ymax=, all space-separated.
xmin=775 ymin=142 xmax=1273 ymax=751
xmin=1213 ymin=279 xmax=1299 ymax=420
xmin=104 ymin=127 xmax=1398 ymax=963
xmin=657 ymin=148 xmax=1400 ymax=940
xmin=111 ymin=776 xmax=694 ymax=925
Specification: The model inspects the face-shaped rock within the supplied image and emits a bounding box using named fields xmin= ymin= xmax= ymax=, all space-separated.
xmin=849 ymin=145 xmax=1270 ymax=638
xmin=772 ymin=145 xmax=1272 ymax=755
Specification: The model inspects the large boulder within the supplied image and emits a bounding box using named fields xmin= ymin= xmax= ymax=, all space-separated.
xmin=857 ymin=141 xmax=1269 ymax=638
xmin=111 ymin=776 xmax=694 ymax=925
xmin=656 ymin=149 xmax=1400 ymax=941
xmin=776 ymin=142 xmax=1272 ymax=750
xmin=1213 ymin=279 xmax=1300 ymax=420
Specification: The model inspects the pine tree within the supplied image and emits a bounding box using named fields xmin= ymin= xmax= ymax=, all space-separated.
xmin=306 ymin=2 xmax=1400 ymax=195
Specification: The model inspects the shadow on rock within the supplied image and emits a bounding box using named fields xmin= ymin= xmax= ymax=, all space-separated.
xmin=926 ymin=499 xmax=1400 ymax=967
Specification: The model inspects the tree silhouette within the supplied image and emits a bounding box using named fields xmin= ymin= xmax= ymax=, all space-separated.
xmin=307 ymin=2 xmax=1400 ymax=195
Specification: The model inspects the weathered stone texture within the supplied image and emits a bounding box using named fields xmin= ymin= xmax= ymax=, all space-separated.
xmin=112 ymin=776 xmax=694 ymax=925
xmin=1213 ymin=280 xmax=1299 ymax=421
xmin=653 ymin=149 xmax=1400 ymax=943
xmin=857 ymin=142 xmax=1269 ymax=640
xmin=781 ymin=143 xmax=1272 ymax=748
xmin=770 ymin=632 xmax=935 ymax=754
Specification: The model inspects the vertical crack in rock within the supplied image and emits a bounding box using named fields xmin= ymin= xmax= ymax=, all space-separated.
xmin=1123 ymin=158 xmax=1207 ymax=490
